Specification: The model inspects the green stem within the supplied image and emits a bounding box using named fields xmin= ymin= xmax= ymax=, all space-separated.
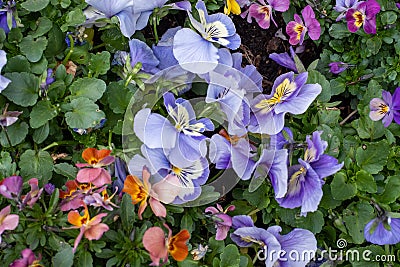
xmin=207 ymin=169 xmax=225 ymax=183
xmin=153 ymin=16 xmax=159 ymax=43
xmin=2 ymin=126 xmax=15 ymax=161
xmin=247 ymin=208 xmax=260 ymax=216
xmin=108 ymin=130 xmax=113 ymax=150
xmin=62 ymin=35 xmax=75 ymax=65
xmin=41 ymin=141 xmax=76 ymax=152
xmin=92 ymin=43 xmax=106 ymax=50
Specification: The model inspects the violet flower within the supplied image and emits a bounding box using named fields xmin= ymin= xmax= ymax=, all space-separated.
xmin=44 ymin=183 xmax=55 ymax=195
xmin=329 ymin=62 xmax=350 ymax=74
xmin=286 ymin=5 xmax=321 ymax=46
xmin=249 ymin=72 xmax=322 ymax=135
xmin=111 ymin=157 xmax=128 ymax=194
xmin=0 ymin=50 xmax=11 ymax=92
xmin=0 ymin=1 xmax=16 ymax=34
xmin=269 ymin=46 xmax=298 ymax=73
xmin=205 ymin=204 xmax=235 ymax=240
xmin=231 ymin=215 xmax=317 ymax=267
xmin=397 ymin=3 xmax=400 ymax=9
xmin=0 ymin=205 xmax=19 ymax=243
xmin=84 ymin=188 xmax=119 ymax=211
xmin=173 ymin=0 xmax=241 ymax=74
xmin=364 ymin=213 xmax=400 ymax=245
xmin=247 ymin=0 xmax=290 ymax=29
xmin=0 ymin=175 xmax=22 ymax=199
xmin=346 ymin=0 xmax=380 ymax=34
xmin=369 ymin=88 xmax=400 ymax=127
xmin=20 ymin=178 xmax=44 ymax=209
xmin=0 ymin=104 xmax=22 ymax=127
xmin=334 ymin=0 xmax=360 ymax=21
xmin=10 ymin=248 xmax=42 ymax=267
xmin=276 ymin=131 xmax=343 ymax=216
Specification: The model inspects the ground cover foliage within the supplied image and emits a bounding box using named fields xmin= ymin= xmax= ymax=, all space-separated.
xmin=0 ymin=0 xmax=400 ymax=266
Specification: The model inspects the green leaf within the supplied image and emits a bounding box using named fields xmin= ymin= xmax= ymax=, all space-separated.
xmin=355 ymin=140 xmax=389 ymax=174
xmin=248 ymin=175 xmax=265 ymax=193
xmin=77 ymin=251 xmax=93 ymax=267
xmin=106 ymin=81 xmax=135 ymax=114
xmin=343 ymin=202 xmax=375 ymax=244
xmin=355 ymin=170 xmax=377 ymax=193
xmin=45 ymin=25 xmax=67 ymax=57
xmin=295 ymin=210 xmax=324 ymax=234
xmin=220 ymin=244 xmax=240 ymax=267
xmin=19 ymin=36 xmax=48 ymax=62
xmin=4 ymin=55 xmax=31 ymax=72
xmin=376 ymin=175 xmax=400 ymax=204
xmin=331 ymin=172 xmax=357 ymax=200
xmin=61 ymin=8 xmax=86 ymax=32
xmin=307 ymin=70 xmax=331 ymax=102
xmin=65 ymin=97 xmax=105 ymax=129
xmin=349 ymin=245 xmax=386 ymax=267
xmin=366 ymin=36 xmax=382 ymax=55
xmin=52 ymin=246 xmax=74 ymax=267
xmin=0 ymin=152 xmax=17 ymax=178
xmin=53 ymin=163 xmax=78 ymax=179
xmin=121 ymin=193 xmax=136 ymax=230
xmin=19 ymin=150 xmax=53 ymax=182
xmin=320 ymin=184 xmax=342 ymax=209
xmin=68 ymin=78 xmax=106 ymax=101
xmin=33 ymin=122 xmax=50 ymax=144
xmin=30 ymin=100 xmax=58 ymax=128
xmin=351 ymin=117 xmax=385 ymax=140
xmin=88 ymin=51 xmax=111 ymax=77
xmin=243 ymin=183 xmax=270 ymax=210
xmin=2 ymin=72 xmax=39 ymax=107
xmin=329 ymin=24 xmax=351 ymax=39
xmin=31 ymin=17 xmax=53 ymax=38
xmin=46 ymin=189 xmax=59 ymax=215
xmin=183 ymin=185 xmax=220 ymax=206
xmin=21 ymin=0 xmax=50 ymax=11
xmin=330 ymin=78 xmax=346 ymax=96
xmin=381 ymin=11 xmax=397 ymax=24
xmin=181 ymin=213 xmax=194 ymax=233
xmin=0 ymin=122 xmax=29 ymax=147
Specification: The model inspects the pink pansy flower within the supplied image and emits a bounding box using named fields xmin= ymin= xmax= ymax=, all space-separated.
xmin=76 ymin=148 xmax=115 ymax=187
xmin=21 ymin=178 xmax=43 ymax=209
xmin=10 ymin=248 xmax=42 ymax=267
xmin=0 ymin=175 xmax=23 ymax=200
xmin=346 ymin=0 xmax=380 ymax=34
xmin=247 ymin=0 xmax=290 ymax=29
xmin=286 ymin=5 xmax=321 ymax=45
xmin=123 ymin=167 xmax=181 ymax=220
xmin=66 ymin=203 xmax=109 ymax=252
xmin=205 ymin=204 xmax=235 ymax=240
xmin=0 ymin=205 xmax=19 ymax=243
xmin=143 ymin=223 xmax=190 ymax=266
xmin=84 ymin=188 xmax=119 ymax=211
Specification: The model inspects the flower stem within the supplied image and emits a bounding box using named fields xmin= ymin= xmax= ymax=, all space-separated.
xmin=41 ymin=141 xmax=76 ymax=151
xmin=153 ymin=16 xmax=159 ymax=43
xmin=2 ymin=126 xmax=15 ymax=161
xmin=62 ymin=35 xmax=75 ymax=65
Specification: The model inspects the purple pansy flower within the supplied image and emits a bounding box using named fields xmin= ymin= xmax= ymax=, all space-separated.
xmin=0 ymin=0 xmax=16 ymax=34
xmin=173 ymin=0 xmax=241 ymax=74
xmin=0 ymin=175 xmax=22 ymax=199
xmin=364 ymin=213 xmax=400 ymax=245
xmin=269 ymin=46 xmax=298 ymax=73
xmin=10 ymin=248 xmax=42 ymax=267
xmin=249 ymin=72 xmax=322 ymax=135
xmin=346 ymin=0 xmax=380 ymax=34
xmin=329 ymin=62 xmax=351 ymax=74
xmin=369 ymin=88 xmax=400 ymax=127
xmin=134 ymin=92 xmax=214 ymax=165
xmin=205 ymin=204 xmax=235 ymax=240
xmin=231 ymin=215 xmax=317 ymax=267
xmin=0 ymin=50 xmax=11 ymax=92
xmin=111 ymin=157 xmax=128 ymax=195
xmin=0 ymin=205 xmax=19 ymax=243
xmin=247 ymin=0 xmax=290 ymax=29
xmin=270 ymin=127 xmax=294 ymax=150
xmin=334 ymin=0 xmax=360 ymax=21
xmin=286 ymin=5 xmax=321 ymax=46
xmin=128 ymin=145 xmax=210 ymax=203
xmin=129 ymin=39 xmax=160 ymax=74
xmin=276 ymin=131 xmax=344 ymax=216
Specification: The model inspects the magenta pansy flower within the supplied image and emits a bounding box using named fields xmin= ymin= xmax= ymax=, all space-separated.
xmin=205 ymin=204 xmax=235 ymax=240
xmin=346 ymin=0 xmax=380 ymax=34
xmin=247 ymin=0 xmax=290 ymax=29
xmin=286 ymin=5 xmax=321 ymax=45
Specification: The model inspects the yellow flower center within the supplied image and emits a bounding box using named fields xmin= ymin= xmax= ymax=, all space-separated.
xmin=353 ymin=11 xmax=365 ymax=28
xmin=172 ymin=166 xmax=182 ymax=176
xmin=294 ymin=23 xmax=305 ymax=40
xmin=255 ymin=78 xmax=297 ymax=112
xmin=379 ymin=103 xmax=389 ymax=114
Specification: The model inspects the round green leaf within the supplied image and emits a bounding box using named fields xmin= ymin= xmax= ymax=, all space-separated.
xmin=65 ymin=97 xmax=105 ymax=129
xmin=331 ymin=172 xmax=357 ymax=201
xmin=2 ymin=72 xmax=39 ymax=107
xmin=30 ymin=100 xmax=58 ymax=128
xmin=21 ymin=0 xmax=50 ymax=11
xmin=0 ymin=121 xmax=29 ymax=147
xmin=19 ymin=149 xmax=54 ymax=182
xmin=68 ymin=78 xmax=107 ymax=101
xmin=19 ymin=36 xmax=48 ymax=62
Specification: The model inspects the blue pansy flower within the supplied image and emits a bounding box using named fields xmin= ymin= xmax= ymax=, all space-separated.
xmin=0 ymin=0 xmax=16 ymax=34
xmin=173 ymin=0 xmax=241 ymax=74
xmin=365 ymin=213 xmax=400 ymax=245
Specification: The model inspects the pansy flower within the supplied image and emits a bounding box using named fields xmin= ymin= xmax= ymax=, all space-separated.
xmin=276 ymin=131 xmax=344 ymax=216
xmin=0 ymin=205 xmax=19 ymax=243
xmin=0 ymin=175 xmax=22 ymax=200
xmin=173 ymin=0 xmax=241 ymax=74
xmin=364 ymin=213 xmax=400 ymax=245
xmin=269 ymin=46 xmax=298 ymax=73
xmin=66 ymin=204 xmax=109 ymax=252
xmin=205 ymin=204 xmax=235 ymax=240
xmin=329 ymin=61 xmax=352 ymax=74
xmin=20 ymin=178 xmax=44 ymax=209
xmin=0 ymin=50 xmax=11 ymax=92
xmin=143 ymin=223 xmax=190 ymax=266
xmin=346 ymin=0 xmax=380 ymax=34
xmin=59 ymin=180 xmax=95 ymax=211
xmin=0 ymin=1 xmax=16 ymax=34
xmin=334 ymin=0 xmax=360 ymax=21
xmin=0 ymin=104 xmax=22 ymax=127
xmin=231 ymin=215 xmax=317 ymax=267
xmin=286 ymin=5 xmax=321 ymax=45
xmin=10 ymin=248 xmax=42 ymax=267
xmin=76 ymin=148 xmax=115 ymax=187
xmin=248 ymin=0 xmax=290 ymax=29
xmin=224 ymin=0 xmax=241 ymax=15
xmin=369 ymin=88 xmax=400 ymax=127
xmin=122 ymin=167 xmax=181 ymax=219
xmin=249 ymin=72 xmax=321 ymax=135
xmin=84 ymin=188 xmax=119 ymax=211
